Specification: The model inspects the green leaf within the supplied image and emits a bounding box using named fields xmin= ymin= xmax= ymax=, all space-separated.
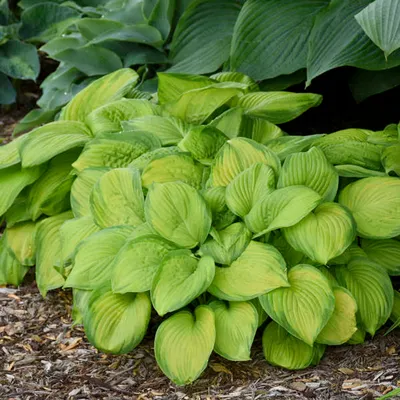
xmin=347 ymin=327 xmax=366 ymax=345
xmin=0 ymin=40 xmax=39 ymax=80
xmin=151 ymin=250 xmax=215 ymax=316
xmin=90 ymin=167 xmax=145 ymax=228
xmin=338 ymin=177 xmax=400 ymax=239
xmin=335 ymin=164 xmax=387 ymax=178
xmin=210 ymin=300 xmax=258 ymax=361
xmin=336 ymin=258 xmax=394 ymax=336
xmin=209 ymin=107 xmax=244 ymax=139
xmin=278 ymin=147 xmax=339 ymax=201
xmin=83 ymin=287 xmax=151 ymax=354
xmin=13 ymin=109 xmax=58 ymax=136
xmin=282 ymin=202 xmax=356 ymax=265
xmin=259 ymin=264 xmax=335 ymax=345
xmin=208 ymin=241 xmax=289 ymax=301
xmin=40 ymin=35 xmax=87 ymax=57
xmin=382 ymin=144 xmax=400 ymax=176
xmin=355 ymin=0 xmax=400 ymax=58
xmin=19 ymin=121 xmax=92 ymax=167
xmin=5 ymin=194 xmax=31 ymax=228
xmin=245 ymin=186 xmax=322 ymax=237
xmin=0 ymin=135 xmax=25 ymax=169
xmin=390 ymin=290 xmax=400 ymax=324
xmin=210 ymin=71 xmax=259 ymax=91
xmin=128 ymin=147 xmax=182 ymax=171
xmin=168 ymin=0 xmax=242 ymax=74
xmin=259 ymin=69 xmax=306 ymax=91
xmin=240 ymin=115 xmax=285 ymax=144
xmin=143 ymin=0 xmax=175 ymax=39
xmin=271 ymin=232 xmax=309 ymax=268
xmin=35 ymin=211 xmax=73 ymax=297
xmin=0 ymin=72 xmax=16 ymax=105
xmin=154 ymin=305 xmax=215 ymax=385
xmin=0 ymin=236 xmax=29 ymax=286
xmin=76 ymin=18 xmax=124 ymax=41
xmin=145 ymin=182 xmax=212 ymax=248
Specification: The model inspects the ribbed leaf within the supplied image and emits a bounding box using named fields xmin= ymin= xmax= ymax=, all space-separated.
xmin=210 ymin=71 xmax=259 ymax=91
xmin=381 ymin=144 xmax=400 ymax=176
xmin=5 ymin=221 xmax=37 ymax=266
xmin=0 ymin=135 xmax=25 ymax=169
xmin=0 ymin=236 xmax=29 ymax=286
xmin=335 ymin=164 xmax=387 ymax=178
xmin=209 ymin=107 xmax=244 ymax=139
xmin=129 ymin=147 xmax=182 ymax=171
xmin=240 ymin=115 xmax=285 ymax=144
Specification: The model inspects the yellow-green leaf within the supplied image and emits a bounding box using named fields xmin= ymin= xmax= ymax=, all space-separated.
xmin=5 ymin=221 xmax=37 ymax=266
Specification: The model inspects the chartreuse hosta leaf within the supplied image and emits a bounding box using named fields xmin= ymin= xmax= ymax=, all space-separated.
xmin=90 ymin=168 xmax=145 ymax=228
xmin=0 ymin=135 xmax=25 ymax=169
xmin=200 ymin=222 xmax=252 ymax=265
xmin=282 ymin=203 xmax=356 ymax=265
xmin=86 ymin=99 xmax=158 ymax=135
xmin=245 ymin=186 xmax=322 ymax=237
xmin=252 ymin=298 xmax=268 ymax=327
xmin=0 ymin=236 xmax=29 ymax=286
xmin=28 ymin=150 xmax=80 ymax=221
xmin=259 ymin=265 xmax=335 ymax=346
xmin=278 ymin=147 xmax=339 ymax=201
xmin=36 ymin=211 xmax=73 ymax=296
xmin=64 ymin=226 xmax=135 ymax=290
xmin=145 ymin=182 xmax=212 ymax=248
xmin=235 ymin=92 xmax=322 ymax=124
xmin=142 ymin=153 xmax=205 ymax=190
xmin=154 ymin=305 xmax=216 ymax=385
xmin=129 ymin=147 xmax=182 ymax=171
xmin=382 ymin=144 xmax=400 ymax=176
xmin=83 ymin=287 xmax=151 ymax=354
xmin=241 ymin=115 xmax=284 ymax=144
xmin=209 ymin=138 xmax=281 ymax=187
xmin=210 ymin=300 xmax=258 ymax=361
xmin=70 ymin=168 xmax=110 ymax=217
xmin=318 ymin=266 xmax=339 ymax=287
xmin=390 ymin=291 xmax=400 ymax=325
xmin=72 ymin=132 xmax=161 ymax=173
xmin=226 ymin=163 xmax=276 ymax=218
xmin=348 ymin=328 xmax=366 ymax=345
xmin=202 ymin=187 xmax=236 ymax=230
xmin=329 ymin=243 xmax=368 ymax=265
xmin=60 ymin=68 xmax=139 ymax=122
xmin=339 ymin=177 xmax=400 ymax=239
xmin=210 ymin=72 xmax=259 ymax=91
xmin=316 ymin=287 xmax=358 ymax=345
xmin=71 ymin=288 xmax=91 ymax=326
xmin=18 ymin=121 xmax=92 ymax=167
xmin=209 ymin=107 xmax=244 ymax=139
xmin=271 ymin=233 xmax=309 ymax=268
xmin=112 ymin=235 xmax=177 ymax=294
xmin=151 ymin=250 xmax=215 ymax=316
xmin=208 ymin=241 xmax=289 ymax=301
xmin=0 ymin=164 xmax=46 ymax=217
xmin=360 ymin=239 xmax=400 ymax=276
xmin=335 ymin=164 xmax=387 ymax=178
xmin=336 ymin=258 xmax=394 ymax=336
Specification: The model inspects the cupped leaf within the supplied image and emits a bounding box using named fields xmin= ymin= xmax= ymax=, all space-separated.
xmin=154 ymin=305 xmax=215 ymax=385
xmin=338 ymin=177 xmax=400 ymax=239
xmin=129 ymin=147 xmax=182 ymax=171
xmin=209 ymin=300 xmax=258 ymax=361
xmin=245 ymin=186 xmax=322 ymax=237
xmin=259 ymin=264 xmax=335 ymax=345
xmin=5 ymin=221 xmax=37 ymax=266
xmin=209 ymin=107 xmax=244 ymax=139
xmin=145 ymin=182 xmax=212 ymax=248
xmin=240 ymin=115 xmax=285 ymax=144
xmin=382 ymin=144 xmax=400 ymax=176
xmin=208 ymin=241 xmax=289 ymax=301
xmin=283 ymin=202 xmax=356 ymax=265
xmin=210 ymin=71 xmax=259 ymax=91
xmin=90 ymin=168 xmax=145 ymax=228
xmin=83 ymin=287 xmax=151 ymax=354
xmin=0 ymin=236 xmax=29 ymax=286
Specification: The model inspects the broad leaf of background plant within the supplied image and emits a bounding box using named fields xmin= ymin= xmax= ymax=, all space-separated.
xmin=143 ymin=0 xmax=176 ymax=40
xmin=0 ymin=72 xmax=16 ymax=104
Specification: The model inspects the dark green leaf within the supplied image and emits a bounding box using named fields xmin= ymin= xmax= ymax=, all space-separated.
xmin=76 ymin=18 xmax=124 ymax=41
xmin=124 ymin=45 xmax=168 ymax=67
xmin=0 ymin=72 xmax=16 ymax=105
xmin=40 ymin=35 xmax=87 ymax=57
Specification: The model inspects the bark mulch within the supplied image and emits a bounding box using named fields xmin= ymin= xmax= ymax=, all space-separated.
xmin=1 ymin=283 xmax=399 ymax=400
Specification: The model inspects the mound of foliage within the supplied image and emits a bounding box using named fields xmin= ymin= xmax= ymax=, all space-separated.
xmin=1 ymin=68 xmax=400 ymax=385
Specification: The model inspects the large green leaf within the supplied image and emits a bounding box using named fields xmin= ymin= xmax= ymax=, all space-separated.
xmin=208 ymin=241 xmax=289 ymax=301
xmin=143 ymin=0 xmax=175 ymax=39
xmin=13 ymin=109 xmax=58 ymax=136
xmin=382 ymin=144 xmax=400 ymax=176
xmin=338 ymin=177 xmax=400 ymax=239
xmin=0 ymin=135 xmax=25 ymax=169
xmin=0 ymin=72 xmax=16 ymax=105
xmin=335 ymin=164 xmax=387 ymax=178
xmin=129 ymin=147 xmax=182 ymax=171
xmin=154 ymin=305 xmax=215 ymax=385
xmin=259 ymin=264 xmax=335 ymax=345
xmin=0 ymin=236 xmax=29 ymax=286
xmin=336 ymin=258 xmax=393 ymax=336
xmin=145 ymin=182 xmax=211 ymax=248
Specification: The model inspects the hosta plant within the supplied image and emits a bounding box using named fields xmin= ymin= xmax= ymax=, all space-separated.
xmin=1 ymin=68 xmax=400 ymax=385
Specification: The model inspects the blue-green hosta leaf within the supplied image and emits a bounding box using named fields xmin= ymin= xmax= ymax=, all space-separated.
xmin=86 ymin=99 xmax=159 ymax=135
xmin=339 ymin=177 xmax=400 ymax=239
xmin=262 ymin=321 xmax=319 ymax=370
xmin=335 ymin=164 xmax=387 ymax=178
xmin=90 ymin=168 xmax=145 ymax=228
xmin=178 ymin=125 xmax=228 ymax=164
xmin=0 ymin=236 xmax=29 ymax=286
xmin=210 ymin=300 xmax=258 ymax=361
xmin=278 ymin=147 xmax=339 ymax=201
xmin=355 ymin=0 xmax=400 ymax=58
xmin=129 ymin=147 xmax=182 ymax=171
xmin=40 ymin=36 xmax=87 ymax=57
xmin=0 ymin=72 xmax=16 ymax=105
xmin=143 ymin=0 xmax=175 ymax=39
xmin=210 ymin=72 xmax=259 ymax=91
xmin=209 ymin=138 xmax=281 ymax=187
xmin=60 ymin=68 xmax=139 ymax=122
xmin=145 ymin=182 xmax=212 ymax=248
xmin=36 ymin=211 xmax=73 ymax=296
xmin=151 ymin=250 xmax=215 ymax=316
xmin=27 ymin=150 xmax=80 ymax=220
xmin=260 ymin=264 xmax=335 ymax=345
xmin=283 ymin=203 xmax=356 ymax=265
xmin=76 ymin=18 xmax=124 ymax=41
xmin=141 ymin=153 xmax=205 ymax=190
xmin=336 ymin=258 xmax=394 ymax=336
xmin=245 ymin=186 xmax=322 ymax=237
xmin=382 ymin=144 xmax=400 ymax=176
xmin=235 ymin=91 xmax=322 ymax=124
xmin=226 ymin=163 xmax=276 ymax=218
xmin=208 ymin=241 xmax=289 ymax=301
xmin=360 ymin=239 xmax=400 ymax=276
xmin=200 ymin=222 xmax=252 ymax=265
xmin=316 ymin=286 xmax=358 ymax=345
xmin=83 ymin=287 xmax=151 ymax=354
xmin=0 ymin=135 xmax=25 ymax=169
xmin=112 ymin=234 xmax=176 ymax=294
xmin=154 ymin=305 xmax=215 ymax=385
xmin=70 ymin=167 xmax=110 ymax=217
xmin=202 ymin=187 xmax=236 ymax=230
xmin=0 ymin=164 xmax=45 ymax=217
xmin=19 ymin=121 xmax=92 ymax=167
xmin=64 ymin=226 xmax=134 ymax=290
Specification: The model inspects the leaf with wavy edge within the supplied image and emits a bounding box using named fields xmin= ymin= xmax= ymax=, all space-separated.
xmin=381 ymin=144 xmax=400 ymax=176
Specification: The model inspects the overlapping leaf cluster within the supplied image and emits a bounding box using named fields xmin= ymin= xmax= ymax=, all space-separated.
xmin=1 ymin=68 xmax=400 ymax=385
